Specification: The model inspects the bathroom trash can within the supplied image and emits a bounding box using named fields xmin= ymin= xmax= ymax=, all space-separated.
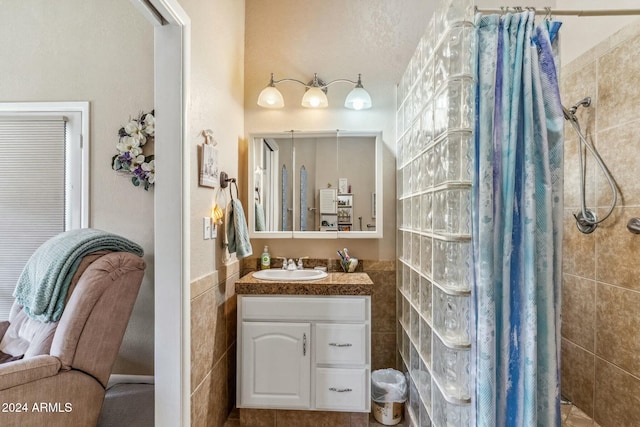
xmin=371 ymin=369 xmax=407 ymax=425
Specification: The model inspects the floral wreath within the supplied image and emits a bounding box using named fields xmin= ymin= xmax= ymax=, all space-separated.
xmin=112 ymin=110 xmax=155 ymax=190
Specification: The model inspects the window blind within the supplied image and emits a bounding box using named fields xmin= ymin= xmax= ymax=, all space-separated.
xmin=0 ymin=118 xmax=67 ymax=318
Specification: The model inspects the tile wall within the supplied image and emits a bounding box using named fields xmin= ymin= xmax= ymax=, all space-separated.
xmin=191 ymin=261 xmax=240 ymax=427
xmin=560 ymin=20 xmax=640 ymax=427
xmin=396 ymin=0 xmax=474 ymax=425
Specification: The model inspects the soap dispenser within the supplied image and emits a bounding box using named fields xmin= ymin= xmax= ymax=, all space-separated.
xmin=260 ymin=246 xmax=271 ymax=270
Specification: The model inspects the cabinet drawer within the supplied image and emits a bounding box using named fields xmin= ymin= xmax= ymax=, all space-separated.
xmin=315 ymin=368 xmax=368 ymax=411
xmin=242 ymin=296 xmax=366 ymax=322
xmin=315 ymin=323 xmax=367 ymax=365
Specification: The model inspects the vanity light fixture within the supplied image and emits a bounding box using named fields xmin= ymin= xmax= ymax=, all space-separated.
xmin=257 ymin=73 xmax=372 ymax=110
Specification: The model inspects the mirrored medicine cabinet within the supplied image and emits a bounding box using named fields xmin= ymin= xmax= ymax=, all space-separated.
xmin=248 ymin=130 xmax=383 ymax=239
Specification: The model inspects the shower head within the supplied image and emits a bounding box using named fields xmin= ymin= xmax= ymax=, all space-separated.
xmin=562 ymin=97 xmax=591 ymax=122
xmin=569 ymin=97 xmax=591 ymax=115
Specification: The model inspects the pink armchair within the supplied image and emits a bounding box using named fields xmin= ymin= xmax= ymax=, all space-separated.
xmin=0 ymin=251 xmax=145 ymax=427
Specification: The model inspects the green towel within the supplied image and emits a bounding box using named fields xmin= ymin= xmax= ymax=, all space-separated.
xmin=226 ymin=199 xmax=253 ymax=259
xmin=14 ymin=228 xmax=144 ymax=322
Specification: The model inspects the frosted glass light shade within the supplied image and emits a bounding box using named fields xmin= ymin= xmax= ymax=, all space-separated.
xmin=344 ymin=87 xmax=372 ymax=110
xmin=257 ymin=86 xmax=285 ymax=108
xmin=301 ymin=87 xmax=329 ymax=108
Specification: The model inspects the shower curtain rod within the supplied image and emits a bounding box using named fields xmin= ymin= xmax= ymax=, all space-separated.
xmin=474 ymin=7 xmax=640 ymax=17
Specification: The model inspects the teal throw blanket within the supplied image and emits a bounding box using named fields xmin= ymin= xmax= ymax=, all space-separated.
xmin=14 ymin=228 xmax=144 ymax=323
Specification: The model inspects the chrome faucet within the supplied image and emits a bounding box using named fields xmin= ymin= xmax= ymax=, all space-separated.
xmin=286 ymin=259 xmax=297 ymax=271
xmin=297 ymin=256 xmax=309 ymax=269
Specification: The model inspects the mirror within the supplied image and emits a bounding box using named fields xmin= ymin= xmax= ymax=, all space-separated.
xmin=248 ymin=130 xmax=382 ymax=238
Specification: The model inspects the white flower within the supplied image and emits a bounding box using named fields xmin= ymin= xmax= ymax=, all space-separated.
xmin=143 ymin=160 xmax=155 ymax=184
xmin=125 ymin=119 xmax=147 ymax=145
xmin=117 ymin=135 xmax=142 ymax=153
xmin=142 ymin=114 xmax=155 ymax=136
xmin=130 ymin=153 xmax=145 ymax=167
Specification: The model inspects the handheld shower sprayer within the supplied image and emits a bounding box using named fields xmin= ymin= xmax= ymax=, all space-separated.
xmin=562 ymin=96 xmax=617 ymax=234
xmin=563 ymin=97 xmax=591 ymax=121
xmin=569 ymin=97 xmax=591 ymax=115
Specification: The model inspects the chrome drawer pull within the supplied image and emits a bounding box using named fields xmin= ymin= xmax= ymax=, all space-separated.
xmin=329 ymin=387 xmax=352 ymax=393
xmin=328 ymin=343 xmax=352 ymax=347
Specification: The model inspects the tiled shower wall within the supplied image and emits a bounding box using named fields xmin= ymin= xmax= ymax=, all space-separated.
xmin=560 ymin=21 xmax=640 ymax=426
xmin=396 ymin=0 xmax=474 ymax=425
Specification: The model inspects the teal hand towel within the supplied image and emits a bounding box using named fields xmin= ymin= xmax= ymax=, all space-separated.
xmin=13 ymin=228 xmax=144 ymax=322
xmin=226 ymin=199 xmax=253 ymax=259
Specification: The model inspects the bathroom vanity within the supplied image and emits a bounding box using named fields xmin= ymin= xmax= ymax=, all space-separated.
xmin=235 ymin=271 xmax=373 ymax=413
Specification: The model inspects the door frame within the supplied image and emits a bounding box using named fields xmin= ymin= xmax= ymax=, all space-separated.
xmin=130 ymin=1 xmax=190 ymax=426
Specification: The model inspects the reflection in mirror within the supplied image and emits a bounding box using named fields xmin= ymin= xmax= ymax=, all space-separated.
xmin=336 ymin=131 xmax=376 ymax=232
xmin=294 ymin=133 xmax=338 ymax=232
xmin=252 ymin=133 xmax=293 ymax=232
xmin=248 ymin=130 xmax=382 ymax=238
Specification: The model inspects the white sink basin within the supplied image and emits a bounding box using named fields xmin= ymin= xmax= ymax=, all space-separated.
xmin=252 ymin=269 xmax=328 ymax=281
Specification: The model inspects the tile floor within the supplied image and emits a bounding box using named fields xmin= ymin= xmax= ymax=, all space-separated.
xmin=561 ymin=402 xmax=600 ymax=427
xmin=224 ymin=402 xmax=597 ymax=426
xmin=223 ymin=409 xmax=403 ymax=426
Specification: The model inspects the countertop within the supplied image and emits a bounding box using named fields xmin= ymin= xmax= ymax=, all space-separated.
xmin=235 ymin=271 xmax=373 ymax=296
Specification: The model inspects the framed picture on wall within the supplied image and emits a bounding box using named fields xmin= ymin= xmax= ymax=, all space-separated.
xmin=200 ymin=142 xmax=219 ymax=188
xmin=338 ymin=178 xmax=348 ymax=194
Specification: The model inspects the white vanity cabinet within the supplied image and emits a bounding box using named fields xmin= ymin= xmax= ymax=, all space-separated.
xmin=237 ymin=295 xmax=371 ymax=412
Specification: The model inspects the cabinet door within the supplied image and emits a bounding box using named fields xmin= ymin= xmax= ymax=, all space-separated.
xmin=240 ymin=322 xmax=311 ymax=408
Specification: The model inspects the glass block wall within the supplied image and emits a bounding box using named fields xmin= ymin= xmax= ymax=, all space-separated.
xmin=396 ymin=0 xmax=475 ymax=425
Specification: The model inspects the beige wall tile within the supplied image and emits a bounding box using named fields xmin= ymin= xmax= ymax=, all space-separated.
xmin=369 ymin=270 xmax=397 ymax=333
xmin=211 ymin=354 xmax=231 ymax=427
xmin=227 ymin=344 xmax=237 ymax=416
xmin=561 ymin=59 xmax=597 ymax=210
xmin=363 ymin=260 xmax=396 ymax=271
xmin=596 ymin=283 xmax=640 ymax=377
xmin=595 ymin=123 xmax=640 ymax=207
xmin=372 ymin=332 xmax=397 ymax=371
xmin=563 ymin=209 xmax=596 ymax=279
xmin=594 ymin=358 xmax=640 ymax=427
xmin=597 ymin=32 xmax=640 ymax=131
xmin=191 ymin=355 xmax=229 ymax=427
xmin=226 ymin=294 xmax=238 ymax=349
xmin=191 ymin=286 xmax=227 ymax=392
xmin=239 ymin=408 xmax=275 ymax=427
xmin=561 ymin=339 xmax=595 ymax=417
xmin=562 ymin=274 xmax=596 ymax=351
xmin=192 ymin=272 xmax=217 ymax=300
xmin=564 ymin=135 xmax=596 ymax=210
xmin=595 ymin=207 xmax=640 ymax=291
xmin=275 ymin=410 xmax=350 ymax=427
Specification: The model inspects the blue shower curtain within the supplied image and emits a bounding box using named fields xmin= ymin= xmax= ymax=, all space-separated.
xmin=473 ymin=12 xmax=564 ymax=427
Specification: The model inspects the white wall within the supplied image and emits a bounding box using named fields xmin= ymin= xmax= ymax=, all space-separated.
xmin=180 ymin=0 xmax=246 ymax=280
xmin=0 ymin=0 xmax=154 ymax=374
xmin=244 ymin=0 xmax=432 ymax=260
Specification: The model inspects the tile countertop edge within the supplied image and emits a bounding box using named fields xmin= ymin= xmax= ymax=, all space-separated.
xmin=235 ymin=271 xmax=373 ymax=296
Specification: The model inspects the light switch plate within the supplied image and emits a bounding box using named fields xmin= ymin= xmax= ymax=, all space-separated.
xmin=203 ymin=217 xmax=211 ymax=240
